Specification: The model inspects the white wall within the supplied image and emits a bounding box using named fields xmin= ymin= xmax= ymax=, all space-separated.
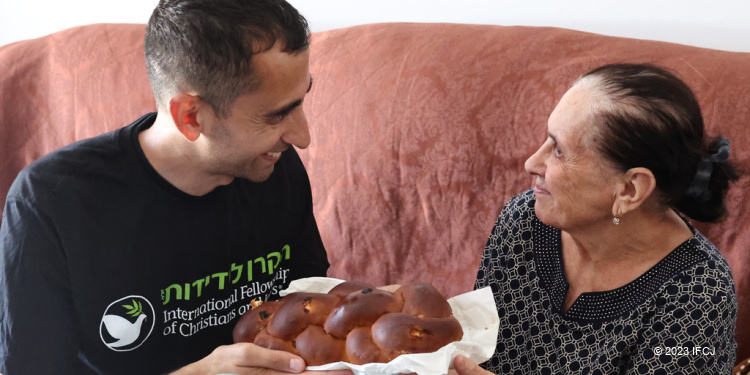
xmin=1 ymin=0 xmax=749 ymax=53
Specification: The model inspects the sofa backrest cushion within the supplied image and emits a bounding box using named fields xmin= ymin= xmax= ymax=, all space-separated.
xmin=301 ymin=23 xmax=750 ymax=361
xmin=1 ymin=22 xmax=748 ymax=362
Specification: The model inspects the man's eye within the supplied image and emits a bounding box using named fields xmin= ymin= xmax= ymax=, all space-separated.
xmin=267 ymin=114 xmax=286 ymax=125
xmin=554 ymin=147 xmax=563 ymax=157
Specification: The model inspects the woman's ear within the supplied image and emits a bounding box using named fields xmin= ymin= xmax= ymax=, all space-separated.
xmin=169 ymin=93 xmax=204 ymax=142
xmin=613 ymin=167 xmax=657 ymax=216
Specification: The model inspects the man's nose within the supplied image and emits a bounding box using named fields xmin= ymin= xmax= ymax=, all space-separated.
xmin=283 ymin=109 xmax=311 ymax=149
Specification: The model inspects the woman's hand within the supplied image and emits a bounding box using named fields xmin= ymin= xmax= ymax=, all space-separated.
xmin=451 ymin=354 xmax=493 ymax=375
xmin=169 ymin=342 xmax=353 ymax=375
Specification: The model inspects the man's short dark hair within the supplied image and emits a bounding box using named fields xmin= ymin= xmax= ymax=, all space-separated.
xmin=144 ymin=0 xmax=310 ymax=118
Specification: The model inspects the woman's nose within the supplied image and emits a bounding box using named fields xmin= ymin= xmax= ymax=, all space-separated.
xmin=524 ymin=145 xmax=544 ymax=176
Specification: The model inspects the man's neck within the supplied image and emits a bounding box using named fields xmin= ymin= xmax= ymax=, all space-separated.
xmin=138 ymin=112 xmax=232 ymax=196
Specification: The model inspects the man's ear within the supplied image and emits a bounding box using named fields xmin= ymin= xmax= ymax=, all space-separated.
xmin=169 ymin=93 xmax=204 ymax=142
xmin=613 ymin=167 xmax=657 ymax=216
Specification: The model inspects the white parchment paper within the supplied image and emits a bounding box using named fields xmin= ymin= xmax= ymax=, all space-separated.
xmin=280 ymin=277 xmax=499 ymax=375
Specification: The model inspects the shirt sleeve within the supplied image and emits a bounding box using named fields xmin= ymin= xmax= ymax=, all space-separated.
xmin=287 ymin=149 xmax=330 ymax=281
xmin=475 ymin=193 xmax=528 ymax=291
xmin=291 ymin=197 xmax=330 ymax=280
xmin=1 ymin=197 xmax=91 ymax=374
xmin=474 ymin=194 xmax=530 ymax=373
xmin=625 ymin=263 xmax=737 ymax=374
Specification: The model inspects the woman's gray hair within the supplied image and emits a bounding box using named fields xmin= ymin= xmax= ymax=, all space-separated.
xmin=577 ymin=63 xmax=740 ymax=223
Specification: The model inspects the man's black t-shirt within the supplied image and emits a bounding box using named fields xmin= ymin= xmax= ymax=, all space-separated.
xmin=0 ymin=113 xmax=330 ymax=374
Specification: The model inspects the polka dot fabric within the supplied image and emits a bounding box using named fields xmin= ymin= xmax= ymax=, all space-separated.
xmin=476 ymin=190 xmax=737 ymax=374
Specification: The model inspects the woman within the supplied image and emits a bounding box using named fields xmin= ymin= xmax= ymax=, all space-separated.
xmin=454 ymin=63 xmax=740 ymax=374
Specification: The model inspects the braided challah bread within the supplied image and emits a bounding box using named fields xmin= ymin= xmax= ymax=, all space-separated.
xmin=233 ymin=281 xmax=464 ymax=366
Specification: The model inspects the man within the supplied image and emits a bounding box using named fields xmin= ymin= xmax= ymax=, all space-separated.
xmin=0 ymin=0 xmax=336 ymax=373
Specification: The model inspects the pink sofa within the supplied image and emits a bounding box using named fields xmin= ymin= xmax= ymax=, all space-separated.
xmin=1 ymin=22 xmax=749 ymax=367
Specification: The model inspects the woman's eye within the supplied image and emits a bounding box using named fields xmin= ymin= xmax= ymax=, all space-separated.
xmin=554 ymin=147 xmax=563 ymax=157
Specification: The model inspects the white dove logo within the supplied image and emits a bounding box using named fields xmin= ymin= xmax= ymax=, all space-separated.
xmin=100 ymin=295 xmax=155 ymax=351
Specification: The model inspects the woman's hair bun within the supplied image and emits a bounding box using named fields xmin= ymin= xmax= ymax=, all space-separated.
xmin=675 ymin=135 xmax=741 ymax=222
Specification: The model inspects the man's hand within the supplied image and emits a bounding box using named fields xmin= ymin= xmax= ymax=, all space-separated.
xmin=377 ymin=284 xmax=401 ymax=293
xmin=169 ymin=342 xmax=352 ymax=375
xmin=451 ymin=355 xmax=493 ymax=375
